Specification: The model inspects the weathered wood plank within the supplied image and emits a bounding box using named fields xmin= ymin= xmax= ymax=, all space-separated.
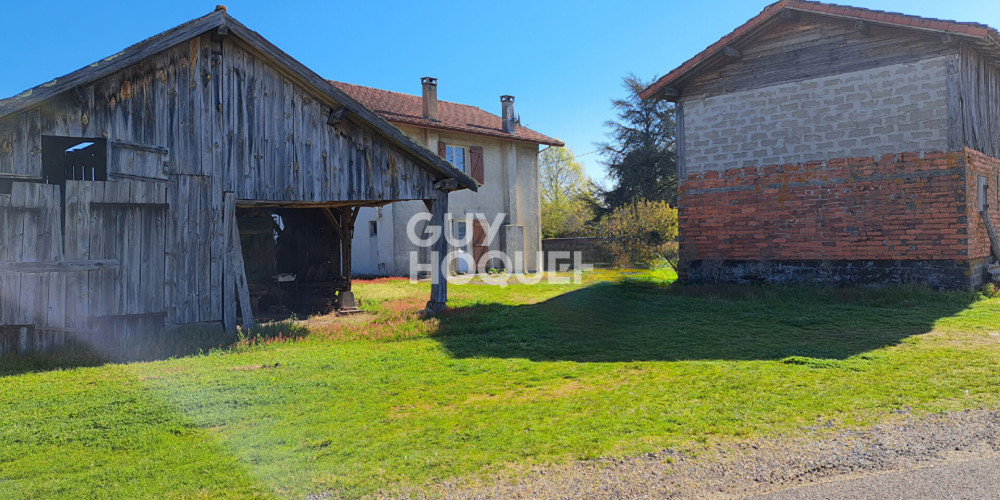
xmin=0 ymin=259 xmax=120 ymax=273
xmin=222 ymin=192 xmax=237 ymax=332
xmin=981 ymin=210 xmax=1000 ymax=263
xmin=229 ymin=205 xmax=254 ymax=329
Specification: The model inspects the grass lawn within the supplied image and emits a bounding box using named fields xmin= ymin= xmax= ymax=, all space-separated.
xmin=2 ymin=269 xmax=999 ymax=498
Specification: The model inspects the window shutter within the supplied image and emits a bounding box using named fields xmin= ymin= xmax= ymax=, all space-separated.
xmin=438 ymin=140 xmax=446 ymax=158
xmin=469 ymin=146 xmax=484 ymax=184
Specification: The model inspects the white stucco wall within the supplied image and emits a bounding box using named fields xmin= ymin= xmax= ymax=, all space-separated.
xmin=352 ymin=125 xmax=543 ymax=276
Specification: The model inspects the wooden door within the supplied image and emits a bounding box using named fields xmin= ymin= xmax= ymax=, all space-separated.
xmin=73 ymin=180 xmax=169 ymax=337
xmin=472 ymin=220 xmax=488 ymax=273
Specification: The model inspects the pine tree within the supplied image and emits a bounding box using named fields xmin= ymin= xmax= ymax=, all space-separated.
xmin=598 ymin=73 xmax=677 ymax=210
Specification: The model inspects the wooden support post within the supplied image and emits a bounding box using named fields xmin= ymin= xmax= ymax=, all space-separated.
xmin=224 ymin=193 xmax=254 ymax=330
xmin=426 ymin=187 xmax=449 ymax=313
xmin=336 ymin=206 xmax=361 ymax=311
xmin=223 ymin=193 xmax=237 ymax=332
xmin=981 ymin=210 xmax=1000 ymax=262
xmin=339 ymin=207 xmax=355 ymax=286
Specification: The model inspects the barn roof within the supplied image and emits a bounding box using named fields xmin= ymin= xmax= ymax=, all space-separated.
xmin=0 ymin=7 xmax=478 ymax=191
xmin=640 ymin=0 xmax=1000 ymax=100
xmin=331 ymin=81 xmax=564 ymax=147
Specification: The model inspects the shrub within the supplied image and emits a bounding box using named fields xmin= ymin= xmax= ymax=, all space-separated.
xmin=593 ymin=199 xmax=678 ymax=268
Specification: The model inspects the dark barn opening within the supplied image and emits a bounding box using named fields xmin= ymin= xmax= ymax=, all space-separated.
xmin=236 ymin=206 xmax=353 ymax=321
xmin=41 ymin=136 xmax=108 ymax=185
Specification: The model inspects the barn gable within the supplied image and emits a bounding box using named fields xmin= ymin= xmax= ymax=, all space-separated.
xmin=641 ymin=0 xmax=1000 ymax=101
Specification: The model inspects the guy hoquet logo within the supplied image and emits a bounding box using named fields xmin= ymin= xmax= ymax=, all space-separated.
xmin=405 ymin=212 xmax=590 ymax=286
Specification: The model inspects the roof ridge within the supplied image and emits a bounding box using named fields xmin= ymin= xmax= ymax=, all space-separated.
xmin=331 ymin=80 xmax=564 ymax=146
xmin=328 ymin=80 xmax=486 ymax=113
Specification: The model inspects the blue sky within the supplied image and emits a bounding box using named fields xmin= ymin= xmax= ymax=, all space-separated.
xmin=1 ymin=0 xmax=997 ymax=184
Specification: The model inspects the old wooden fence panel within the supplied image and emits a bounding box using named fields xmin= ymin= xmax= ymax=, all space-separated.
xmin=0 ymin=179 xmax=168 ymax=356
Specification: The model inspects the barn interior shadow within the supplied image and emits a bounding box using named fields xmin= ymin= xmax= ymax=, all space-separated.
xmin=433 ymin=280 xmax=980 ymax=363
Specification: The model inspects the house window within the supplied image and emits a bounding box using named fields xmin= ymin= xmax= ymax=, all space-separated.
xmin=445 ymin=145 xmax=466 ymax=172
xmin=369 ymin=220 xmax=378 ymax=238
xmin=41 ymin=136 xmax=108 ymax=185
xmin=453 ymin=219 xmax=468 ymax=243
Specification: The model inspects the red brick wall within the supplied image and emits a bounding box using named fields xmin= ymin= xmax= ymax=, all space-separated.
xmin=966 ymin=148 xmax=1000 ymax=260
xmin=678 ymin=151 xmax=970 ymax=262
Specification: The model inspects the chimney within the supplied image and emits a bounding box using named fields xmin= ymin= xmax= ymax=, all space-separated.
xmin=501 ymin=95 xmax=516 ymax=133
xmin=421 ymin=77 xmax=439 ymax=121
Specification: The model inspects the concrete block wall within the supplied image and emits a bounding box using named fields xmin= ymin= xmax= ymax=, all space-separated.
xmin=681 ymin=56 xmax=950 ymax=174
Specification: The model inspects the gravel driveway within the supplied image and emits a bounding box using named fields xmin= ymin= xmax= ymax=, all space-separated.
xmin=393 ymin=409 xmax=1000 ymax=499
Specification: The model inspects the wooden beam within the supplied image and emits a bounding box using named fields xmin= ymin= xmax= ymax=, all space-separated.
xmin=320 ymin=207 xmax=344 ymax=237
xmin=946 ymin=54 xmax=965 ymax=151
xmin=433 ymin=178 xmax=459 ymax=191
xmin=327 ymin=106 xmax=349 ymax=126
xmin=0 ymin=259 xmax=119 ymax=274
xmin=350 ymin=206 xmax=361 ymax=226
xmin=780 ymin=8 xmax=800 ymax=21
xmin=90 ymin=201 xmax=169 ymax=209
xmin=658 ymin=87 xmax=680 ymax=99
xmin=109 ymin=140 xmax=169 ymax=156
xmin=227 ymin=196 xmax=255 ymax=330
xmin=721 ymin=46 xmax=742 ymax=59
xmin=223 ymin=192 xmax=237 ymax=333
xmin=425 ymin=189 xmax=449 ymax=313
xmin=982 ymin=210 xmax=1000 ymax=263
xmin=339 ymin=208 xmax=354 ymax=288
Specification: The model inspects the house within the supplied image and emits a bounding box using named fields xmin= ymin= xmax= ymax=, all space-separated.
xmin=0 ymin=7 xmax=476 ymax=355
xmin=332 ymin=79 xmax=563 ymax=276
xmin=641 ymin=0 xmax=1000 ymax=289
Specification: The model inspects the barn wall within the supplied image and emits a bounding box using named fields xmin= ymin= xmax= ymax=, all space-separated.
xmin=959 ymin=45 xmax=1000 ymax=159
xmin=678 ymin=151 xmax=976 ymax=288
xmin=681 ymin=56 xmax=950 ymax=175
xmin=0 ymin=31 xmax=447 ymax=345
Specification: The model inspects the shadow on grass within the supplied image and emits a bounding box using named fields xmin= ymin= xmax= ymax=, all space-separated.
xmin=434 ymin=279 xmax=981 ymax=362
xmin=0 ymin=321 xmax=310 ymax=378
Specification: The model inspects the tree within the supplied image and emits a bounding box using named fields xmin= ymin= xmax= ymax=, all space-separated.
xmin=593 ymin=199 xmax=678 ymax=268
xmin=539 ymin=146 xmax=596 ymax=238
xmin=598 ymin=73 xmax=677 ymax=210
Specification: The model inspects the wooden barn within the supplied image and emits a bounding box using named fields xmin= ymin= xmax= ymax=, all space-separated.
xmin=0 ymin=7 xmax=476 ymax=355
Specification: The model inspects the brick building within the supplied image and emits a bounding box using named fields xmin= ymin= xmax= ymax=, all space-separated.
xmin=642 ymin=0 xmax=1000 ymax=289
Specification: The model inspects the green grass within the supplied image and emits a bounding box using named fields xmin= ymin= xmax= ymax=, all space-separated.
xmin=2 ymin=269 xmax=999 ymax=498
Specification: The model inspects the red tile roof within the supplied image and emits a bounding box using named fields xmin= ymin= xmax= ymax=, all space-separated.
xmin=640 ymin=0 xmax=1000 ymax=100
xmin=331 ymin=81 xmax=563 ymax=147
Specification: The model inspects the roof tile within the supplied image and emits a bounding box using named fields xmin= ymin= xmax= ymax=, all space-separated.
xmin=331 ymin=81 xmax=563 ymax=147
